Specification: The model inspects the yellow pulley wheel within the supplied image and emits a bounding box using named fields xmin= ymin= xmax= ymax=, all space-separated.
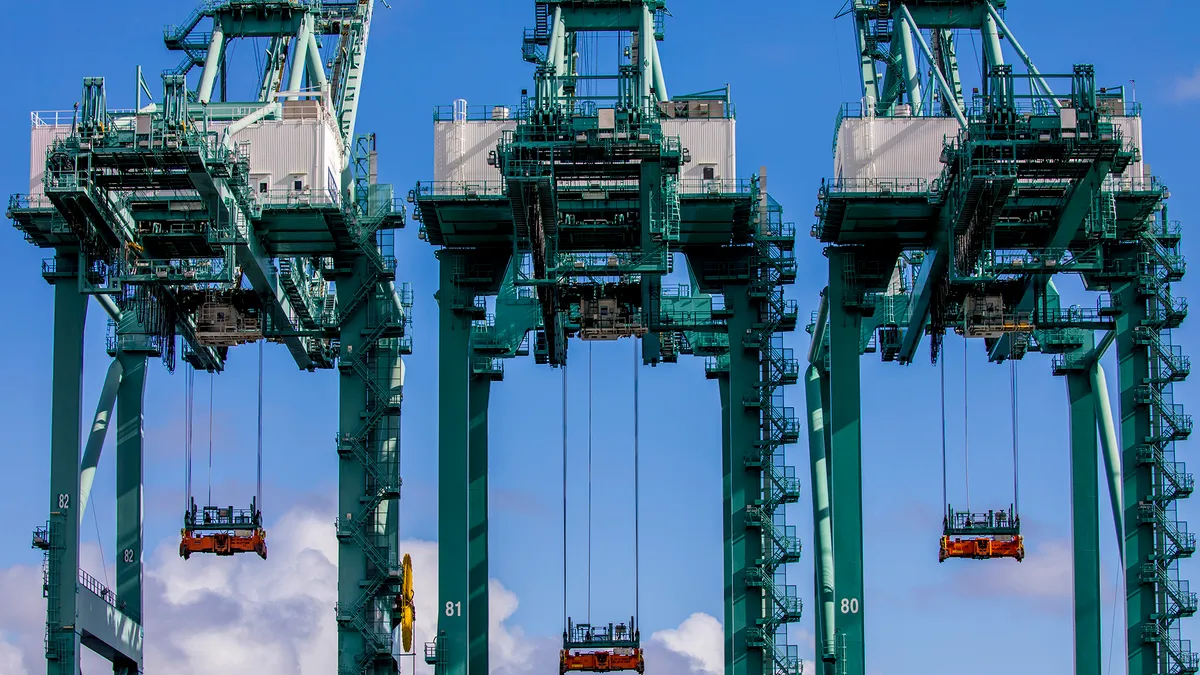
xmin=401 ymin=553 xmax=415 ymax=653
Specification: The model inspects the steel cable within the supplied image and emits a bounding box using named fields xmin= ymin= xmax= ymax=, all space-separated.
xmin=258 ymin=339 xmax=264 ymax=513
xmin=562 ymin=361 xmax=568 ymax=630
xmin=588 ymin=341 xmax=593 ymax=624
xmin=963 ymin=337 xmax=971 ymax=513
xmin=633 ymin=339 xmax=640 ymax=623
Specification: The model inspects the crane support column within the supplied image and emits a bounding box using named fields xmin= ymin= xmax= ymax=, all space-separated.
xmin=718 ymin=378 xmax=735 ymax=674
xmin=826 ymin=248 xmax=864 ymax=675
xmin=436 ymin=252 xmax=471 ymax=675
xmin=805 ymin=364 xmax=836 ymax=671
xmin=1117 ymin=275 xmax=1157 ymax=673
xmin=114 ymin=344 xmax=148 ymax=675
xmin=468 ymin=376 xmax=491 ymax=675
xmin=723 ymin=281 xmax=765 ymax=675
xmin=1066 ymin=360 xmax=1102 ymax=673
xmin=46 ymin=256 xmax=88 ymax=674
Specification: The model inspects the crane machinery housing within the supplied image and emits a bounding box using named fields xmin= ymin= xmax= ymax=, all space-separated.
xmin=808 ymin=2 xmax=1194 ymax=674
xmin=7 ymin=1 xmax=414 ymax=673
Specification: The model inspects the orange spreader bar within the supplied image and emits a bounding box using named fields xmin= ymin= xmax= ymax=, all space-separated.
xmin=560 ymin=649 xmax=645 ymax=675
xmin=180 ymin=529 xmax=267 ymax=560
xmin=939 ymin=535 xmax=1024 ymax=562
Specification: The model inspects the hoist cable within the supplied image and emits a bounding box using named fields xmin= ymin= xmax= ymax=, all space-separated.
xmin=587 ymin=341 xmax=593 ymax=625
xmin=1010 ymin=357 xmax=1020 ymax=514
xmin=633 ymin=339 xmax=640 ymax=622
xmin=963 ymin=337 xmax=971 ymax=513
xmin=562 ymin=361 xmax=568 ymax=630
xmin=92 ymin=497 xmax=110 ymax=589
xmin=257 ymin=339 xmax=264 ymax=512
xmin=940 ymin=355 xmax=948 ymax=513
xmin=208 ymin=373 xmax=214 ymax=507
xmin=185 ymin=367 xmax=194 ymax=508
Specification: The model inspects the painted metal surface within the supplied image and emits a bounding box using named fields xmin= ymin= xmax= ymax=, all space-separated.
xmin=833 ymin=117 xmax=959 ymax=184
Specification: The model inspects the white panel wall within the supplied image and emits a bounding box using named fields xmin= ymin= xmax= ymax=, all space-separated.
xmin=433 ymin=120 xmax=514 ymax=185
xmin=29 ymin=124 xmax=72 ymax=197
xmin=431 ymin=117 xmax=738 ymax=186
xmin=664 ymin=118 xmax=736 ymax=182
xmin=833 ymin=117 xmax=960 ymax=184
xmin=1111 ymin=116 xmax=1147 ymax=184
xmin=235 ymin=117 xmax=344 ymax=202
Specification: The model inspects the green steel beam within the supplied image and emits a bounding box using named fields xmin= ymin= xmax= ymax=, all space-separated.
xmin=114 ymin=348 xmax=148 ymax=675
xmin=436 ymin=252 xmax=471 ymax=675
xmin=78 ymin=359 xmax=122 ymax=525
xmin=725 ymin=283 xmax=764 ymax=675
xmin=467 ymin=376 xmax=491 ymax=675
xmin=1066 ymin=342 xmax=1102 ymax=674
xmin=894 ymin=11 xmax=922 ymax=114
xmin=983 ymin=2 xmax=1061 ymax=111
xmin=826 ymin=249 xmax=864 ymax=675
xmin=854 ymin=16 xmax=880 ymax=109
xmin=1092 ymin=361 xmax=1124 ymax=560
xmin=989 ymin=163 xmax=1109 ymax=362
xmin=896 ymin=5 xmax=966 ymax=128
xmin=805 ymin=365 xmax=836 ymax=669
xmin=718 ymin=377 xmax=736 ymax=675
xmin=47 ymin=259 xmax=88 ymax=675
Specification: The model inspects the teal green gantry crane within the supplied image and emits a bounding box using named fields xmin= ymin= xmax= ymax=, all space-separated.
xmin=808 ymin=1 xmax=1193 ymax=674
xmin=411 ymin=3 xmax=803 ymax=675
xmin=7 ymin=2 xmax=413 ymax=673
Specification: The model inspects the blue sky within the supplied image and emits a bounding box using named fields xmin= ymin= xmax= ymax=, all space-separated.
xmin=1 ymin=1 xmax=1199 ymax=674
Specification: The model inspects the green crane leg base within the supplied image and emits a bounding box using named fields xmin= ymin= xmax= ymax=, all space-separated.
xmin=468 ymin=377 xmax=491 ymax=675
xmin=826 ymin=250 xmax=865 ymax=675
xmin=1067 ymin=366 xmax=1102 ymax=673
xmin=436 ymin=253 xmax=472 ymax=675
xmin=47 ymin=267 xmax=87 ymax=674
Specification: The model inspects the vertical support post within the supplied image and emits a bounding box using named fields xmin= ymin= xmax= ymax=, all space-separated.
xmin=467 ymin=376 xmax=491 ymax=675
xmin=639 ymin=6 xmax=654 ymax=111
xmin=894 ymin=15 xmax=922 ymax=114
xmin=826 ymin=249 xmax=865 ymax=675
xmin=113 ymin=350 xmax=147 ymax=675
xmin=717 ymin=377 xmax=735 ymax=675
xmin=1116 ymin=278 xmax=1156 ymax=674
xmin=805 ymin=365 xmax=836 ymax=670
xmin=287 ymin=15 xmax=312 ymax=100
xmin=1067 ymin=364 xmax=1102 ymax=674
xmin=197 ymin=20 xmax=225 ymax=105
xmin=724 ymin=281 xmax=763 ymax=675
xmin=981 ymin=12 xmax=1004 ymax=71
xmin=650 ymin=37 xmax=668 ymax=103
xmin=436 ymin=253 xmax=471 ymax=675
xmin=47 ymin=263 xmax=88 ymax=675
xmin=337 ymin=260 xmax=370 ymax=672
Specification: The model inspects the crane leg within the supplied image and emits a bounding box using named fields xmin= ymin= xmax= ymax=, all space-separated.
xmin=1067 ymin=348 xmax=1102 ymax=674
xmin=47 ymin=263 xmax=87 ymax=675
xmin=827 ymin=249 xmax=865 ymax=675
xmin=437 ymin=253 xmax=472 ymax=675
xmin=114 ymin=348 xmax=148 ymax=675
xmin=468 ymin=376 xmax=491 ymax=675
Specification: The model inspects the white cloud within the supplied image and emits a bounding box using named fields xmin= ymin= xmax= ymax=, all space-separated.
xmin=950 ymin=538 xmax=1072 ymax=609
xmin=0 ymin=513 xmax=760 ymax=675
xmin=0 ymin=640 xmax=28 ymax=675
xmin=1176 ymin=67 xmax=1200 ymax=101
xmin=650 ymin=613 xmax=724 ymax=675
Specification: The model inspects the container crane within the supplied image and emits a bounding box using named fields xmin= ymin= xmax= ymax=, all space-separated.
xmin=807 ymin=2 xmax=1193 ymax=674
xmin=7 ymin=1 xmax=414 ymax=673
xmin=411 ymin=3 xmax=804 ymax=675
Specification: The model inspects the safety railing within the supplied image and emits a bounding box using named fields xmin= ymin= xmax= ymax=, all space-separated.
xmin=259 ymin=188 xmax=341 ymax=209
xmin=820 ymin=177 xmax=936 ymax=197
xmin=8 ymin=193 xmax=54 ymax=210
xmin=412 ymin=181 xmax=506 ymax=198
xmin=677 ymin=179 xmax=753 ymax=195
xmin=1138 ymin=504 xmax=1197 ymax=560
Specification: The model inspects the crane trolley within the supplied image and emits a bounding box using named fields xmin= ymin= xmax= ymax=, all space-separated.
xmin=938 ymin=504 xmax=1024 ymax=562
xmin=179 ymin=497 xmax=267 ymax=560
xmin=560 ymin=618 xmax=644 ymax=675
